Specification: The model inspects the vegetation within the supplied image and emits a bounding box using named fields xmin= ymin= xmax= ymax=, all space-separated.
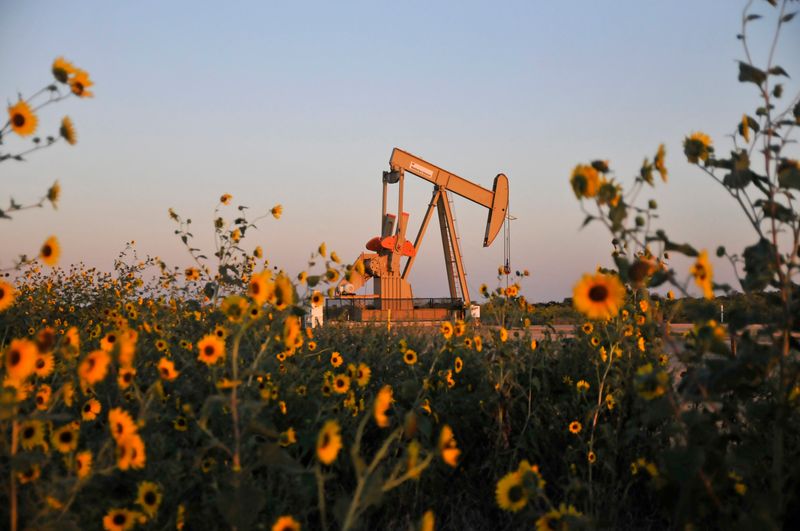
xmin=1 ymin=1 xmax=799 ymax=530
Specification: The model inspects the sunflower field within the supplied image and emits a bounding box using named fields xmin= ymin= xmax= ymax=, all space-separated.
xmin=2 ymin=2 xmax=800 ymax=530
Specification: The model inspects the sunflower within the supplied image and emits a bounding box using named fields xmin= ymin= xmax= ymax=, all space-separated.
xmin=17 ymin=465 xmax=41 ymax=484
xmin=109 ymin=407 xmax=137 ymax=442
xmin=582 ymin=322 xmax=593 ymax=334
xmin=454 ymin=356 xmax=463 ymax=373
xmin=330 ymin=351 xmax=343 ymax=368
xmin=197 ymin=334 xmax=225 ymax=365
xmin=8 ymin=99 xmax=38 ymax=136
xmin=100 ymin=331 xmax=118 ymax=352
xmin=40 ymin=236 xmax=60 ymax=267
xmin=5 ymin=338 xmax=38 ymax=382
xmin=356 ymin=362 xmax=371 ymax=387
xmin=283 ymin=316 xmax=301 ymax=350
xmin=316 ymin=419 xmax=342 ymax=465
xmin=51 ymin=423 xmax=79 ymax=453
xmin=654 ymin=144 xmax=668 ymax=181
xmin=272 ymin=515 xmax=300 ymax=531
xmin=374 ymin=385 xmax=393 ymax=428
xmin=454 ymin=320 xmax=466 ymax=337
xmin=474 ymin=336 xmax=482 ymax=352
xmin=421 ymin=510 xmax=435 ymax=531
xmin=273 ymin=274 xmax=294 ymax=310
xmin=572 ymin=272 xmax=626 ymax=320
xmin=254 ymin=246 xmax=263 ymax=259
xmin=271 ymin=204 xmax=283 ymax=219
xmin=440 ymin=321 xmax=454 ymax=339
xmin=439 ymin=425 xmax=460 ymax=467
xmin=248 ymin=271 xmax=274 ymax=305
xmin=279 ymin=427 xmax=297 ymax=447
xmin=19 ymin=419 xmax=47 ymax=451
xmin=136 ymin=481 xmax=162 ymax=518
xmin=0 ymin=279 xmax=15 ymax=312
xmin=332 ymin=373 xmax=351 ymax=394
xmin=117 ymin=366 xmax=136 ymax=389
xmin=60 ymin=116 xmax=78 ymax=145
xmin=64 ymin=326 xmax=81 ymax=352
xmin=530 ymin=339 xmax=538 ymax=351
xmin=683 ymin=131 xmax=713 ymax=163
xmin=213 ymin=325 xmax=228 ymax=339
xmin=34 ymin=384 xmax=52 ymax=410
xmin=116 ymin=433 xmax=146 ymax=470
xmin=535 ymin=504 xmax=583 ymax=531
xmin=80 ymin=398 xmax=102 ymax=421
xmin=499 ymin=327 xmax=508 ymax=342
xmin=184 ymin=267 xmax=200 ymax=282
xmin=324 ymin=268 xmax=339 ymax=283
xmin=590 ymin=336 xmax=600 ymax=347
xmin=52 ymin=56 xmax=76 ymax=83
xmin=69 ymin=69 xmax=94 ymax=97
xmin=75 ymin=451 xmax=92 ymax=479
xmin=173 ymin=416 xmax=188 ymax=431
xmin=78 ymin=350 xmax=111 ymax=385
xmin=103 ymin=508 xmax=136 ymax=531
xmin=307 ymin=340 xmax=317 ymax=351
xmin=158 ymin=357 xmax=179 ymax=381
xmin=311 ymin=290 xmax=324 ymax=308
xmin=690 ymin=250 xmax=714 ymax=299
xmin=34 ymin=352 xmax=55 ymax=378
xmin=570 ymin=164 xmax=601 ymax=199
xmin=403 ymin=349 xmax=418 ymax=366
xmin=62 ymin=381 xmax=76 ymax=407
xmin=496 ymin=470 xmax=528 ymax=512
xmin=569 ymin=421 xmax=582 ymax=434
xmin=588 ymin=451 xmax=597 ymax=464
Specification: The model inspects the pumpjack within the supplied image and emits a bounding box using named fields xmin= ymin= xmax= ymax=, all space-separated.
xmin=334 ymin=148 xmax=509 ymax=322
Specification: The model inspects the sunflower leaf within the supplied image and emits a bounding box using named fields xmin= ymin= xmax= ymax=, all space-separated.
xmin=738 ymin=62 xmax=767 ymax=85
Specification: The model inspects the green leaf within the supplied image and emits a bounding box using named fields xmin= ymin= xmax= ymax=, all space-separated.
xmin=743 ymin=238 xmax=778 ymax=291
xmin=723 ymin=170 xmax=754 ymax=189
xmin=581 ymin=215 xmax=595 ymax=228
xmin=778 ymin=161 xmax=800 ymax=189
xmin=738 ymin=62 xmax=767 ymax=85
xmin=746 ymin=13 xmax=762 ymax=21
xmin=664 ymin=241 xmax=699 ymax=257
xmin=781 ymin=12 xmax=796 ymax=23
xmin=768 ymin=66 xmax=790 ymax=78
xmin=756 ymin=199 xmax=796 ymax=222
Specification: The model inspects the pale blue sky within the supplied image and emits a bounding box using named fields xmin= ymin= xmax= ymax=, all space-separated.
xmin=2 ymin=1 xmax=798 ymax=301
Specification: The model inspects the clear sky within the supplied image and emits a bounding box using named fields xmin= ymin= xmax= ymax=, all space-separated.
xmin=2 ymin=1 xmax=798 ymax=301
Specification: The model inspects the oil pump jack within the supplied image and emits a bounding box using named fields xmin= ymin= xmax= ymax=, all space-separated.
xmin=334 ymin=148 xmax=509 ymax=322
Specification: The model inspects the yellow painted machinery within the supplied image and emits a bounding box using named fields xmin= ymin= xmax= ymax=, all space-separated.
xmin=333 ymin=148 xmax=509 ymax=322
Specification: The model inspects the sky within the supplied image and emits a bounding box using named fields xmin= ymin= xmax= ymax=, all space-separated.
xmin=1 ymin=1 xmax=798 ymax=302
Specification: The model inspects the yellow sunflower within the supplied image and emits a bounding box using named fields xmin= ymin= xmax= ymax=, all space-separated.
xmin=116 ymin=433 xmax=146 ymax=470
xmin=0 ymin=279 xmax=15 ymax=312
xmin=19 ymin=419 xmax=47 ymax=451
xmin=356 ymin=362 xmax=371 ymax=387
xmin=117 ymin=366 xmax=136 ymax=389
xmin=33 ymin=352 xmax=55 ymax=378
xmin=136 ymin=481 xmax=162 ymax=518
xmin=316 ymin=419 xmax=342 ymax=465
xmin=272 ymin=515 xmax=300 ymax=531
xmin=158 ymin=357 xmax=179 ymax=381
xmin=103 ymin=508 xmax=136 ymax=531
xmin=5 ymin=338 xmax=39 ymax=382
xmin=273 ymin=273 xmax=294 ymax=310
xmin=82 ymin=398 xmax=102 ymax=421
xmin=332 ymin=373 xmax=351 ymax=394
xmin=75 ymin=450 xmax=92 ymax=479
xmin=438 ymin=424 xmax=460 ymax=467
xmin=52 ymin=56 xmax=76 ymax=83
xmin=530 ymin=339 xmax=538 ymax=351
xmin=569 ymin=421 xmax=582 ymax=434
xmin=271 ymin=204 xmax=283 ymax=219
xmin=108 ymin=407 xmax=137 ymax=442
xmin=374 ymin=385 xmax=393 ymax=428
xmin=60 ymin=116 xmax=77 ymax=145
xmin=197 ymin=334 xmax=225 ymax=365
xmin=403 ymin=349 xmax=418 ymax=366
xmin=184 ymin=267 xmax=200 ymax=282
xmin=495 ymin=470 xmax=528 ymax=512
xmin=8 ymin=99 xmax=38 ymax=136
xmin=40 ymin=236 xmax=61 ymax=267
xmin=311 ymin=290 xmax=324 ymax=308
xmin=440 ymin=321 xmax=454 ymax=340
xmin=279 ymin=427 xmax=297 ymax=447
xmin=35 ymin=383 xmax=52 ymax=410
xmin=654 ymin=143 xmax=668 ymax=182
xmin=690 ymin=250 xmax=714 ymax=299
xmin=51 ymin=423 xmax=79 ymax=453
xmin=572 ymin=272 xmax=626 ymax=320
xmin=248 ymin=271 xmax=274 ymax=305
xmin=454 ymin=356 xmax=464 ymax=373
xmin=330 ymin=351 xmax=343 ymax=368
xmin=683 ymin=131 xmax=713 ymax=163
xmin=69 ymin=69 xmax=94 ymax=98
xmin=78 ymin=350 xmax=111 ymax=385
xmin=570 ymin=164 xmax=601 ymax=199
